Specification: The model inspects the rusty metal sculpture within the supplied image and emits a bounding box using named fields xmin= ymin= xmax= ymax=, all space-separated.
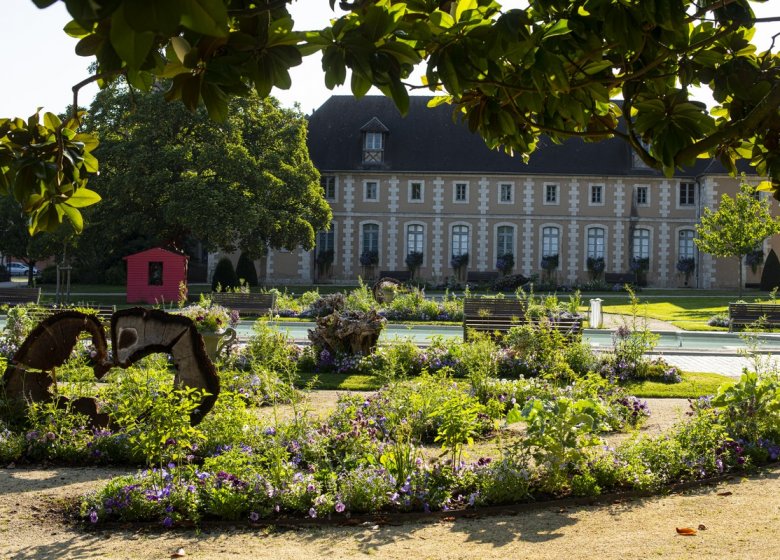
xmin=1 ymin=308 xmax=219 ymax=426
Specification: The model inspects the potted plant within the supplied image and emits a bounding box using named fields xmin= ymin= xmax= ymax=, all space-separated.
xmin=316 ymin=249 xmax=334 ymax=279
xmin=359 ymin=249 xmax=379 ymax=280
xmin=496 ymin=253 xmax=514 ymax=276
xmin=405 ymin=251 xmax=424 ymax=280
xmin=179 ymin=295 xmax=240 ymax=359
xmin=450 ymin=252 xmax=469 ymax=282
xmin=586 ymin=256 xmax=605 ymax=281
xmin=630 ymin=256 xmax=650 ymax=286
xmin=745 ymin=249 xmax=764 ymax=274
xmin=676 ymin=257 xmax=696 ymax=286
xmin=540 ymin=253 xmax=559 ymax=285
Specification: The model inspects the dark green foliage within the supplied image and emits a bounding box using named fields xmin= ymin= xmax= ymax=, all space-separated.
xmin=760 ymin=249 xmax=780 ymax=291
xmin=212 ymin=257 xmax=239 ymax=291
xmin=235 ymin=253 xmax=258 ymax=287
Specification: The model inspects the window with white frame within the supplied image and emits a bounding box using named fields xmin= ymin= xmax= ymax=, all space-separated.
xmin=544 ymin=183 xmax=558 ymax=204
xmin=587 ymin=227 xmax=605 ymax=258
xmin=362 ymin=223 xmax=379 ymax=255
xmin=321 ymin=175 xmax=336 ymax=200
xmin=363 ymin=132 xmax=384 ymax=163
xmin=590 ymin=184 xmax=603 ymax=205
xmin=406 ymin=224 xmax=424 ymax=256
xmin=542 ymin=226 xmax=560 ymax=257
xmin=499 ymin=183 xmax=514 ymax=203
xmin=635 ymin=185 xmax=649 ymax=206
xmin=678 ymin=229 xmax=695 ymax=259
xmin=454 ymin=182 xmax=468 ymax=202
xmin=316 ymin=230 xmax=334 ymax=253
xmin=451 ymin=225 xmax=469 ymax=257
xmin=409 ymin=181 xmax=423 ymax=202
xmin=497 ymin=225 xmax=514 ymax=256
xmin=679 ymin=182 xmax=695 ymax=206
xmin=632 ymin=228 xmax=650 ymax=259
xmin=364 ymin=180 xmax=378 ymax=201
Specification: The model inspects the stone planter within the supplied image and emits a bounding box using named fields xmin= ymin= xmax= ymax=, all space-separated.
xmin=200 ymin=328 xmax=237 ymax=361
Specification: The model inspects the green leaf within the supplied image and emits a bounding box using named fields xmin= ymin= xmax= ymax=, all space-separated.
xmin=201 ymin=82 xmax=229 ymax=121
xmin=179 ymin=0 xmax=229 ymax=37
xmin=124 ymin=0 xmax=181 ymax=35
xmin=110 ymin=5 xmax=155 ymax=70
xmin=350 ymin=72 xmax=373 ymax=98
xmin=543 ymin=19 xmax=570 ymax=40
xmin=63 ymin=19 xmax=91 ymax=38
xmin=506 ymin=406 xmax=522 ymax=425
xmin=61 ymin=204 xmax=84 ymax=233
xmin=455 ymin=0 xmax=478 ymax=22
xmin=65 ymin=188 xmax=101 ymax=208
xmin=43 ymin=112 xmax=61 ymax=131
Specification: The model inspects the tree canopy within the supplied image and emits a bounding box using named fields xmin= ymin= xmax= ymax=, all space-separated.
xmin=2 ymin=0 xmax=779 ymax=233
xmin=695 ymin=182 xmax=780 ymax=296
xmin=78 ymin=86 xmax=330 ymax=262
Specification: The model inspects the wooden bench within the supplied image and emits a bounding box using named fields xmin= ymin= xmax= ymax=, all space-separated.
xmin=211 ymin=292 xmax=276 ymax=317
xmin=462 ymin=297 xmax=582 ymax=341
xmin=466 ymin=271 xmax=499 ymax=285
xmin=378 ymin=270 xmax=411 ymax=282
xmin=26 ymin=305 xmax=116 ymax=326
xmin=604 ymin=272 xmax=636 ymax=286
xmin=0 ymin=287 xmax=41 ymax=306
xmin=728 ymin=303 xmax=780 ymax=331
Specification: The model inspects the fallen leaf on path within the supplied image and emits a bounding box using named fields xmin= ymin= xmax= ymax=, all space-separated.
xmin=441 ymin=516 xmax=456 ymax=522
xmin=171 ymin=547 xmax=186 ymax=558
xmin=698 ymin=524 xmax=707 ymax=531
xmin=717 ymin=491 xmax=733 ymax=497
xmin=676 ymin=527 xmax=697 ymax=536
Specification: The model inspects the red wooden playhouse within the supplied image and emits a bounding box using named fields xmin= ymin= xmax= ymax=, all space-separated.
xmin=124 ymin=247 xmax=188 ymax=304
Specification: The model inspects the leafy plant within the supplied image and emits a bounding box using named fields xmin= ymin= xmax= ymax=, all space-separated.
xmin=496 ymin=253 xmax=514 ymax=275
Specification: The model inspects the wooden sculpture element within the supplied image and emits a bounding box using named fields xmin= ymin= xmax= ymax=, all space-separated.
xmin=1 ymin=308 xmax=219 ymax=426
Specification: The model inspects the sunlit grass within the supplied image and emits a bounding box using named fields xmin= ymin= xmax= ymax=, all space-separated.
xmin=624 ymin=372 xmax=735 ymax=398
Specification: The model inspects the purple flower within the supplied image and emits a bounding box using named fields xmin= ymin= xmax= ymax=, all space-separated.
xmin=308 ymin=508 xmax=317 ymax=518
xmin=335 ymin=502 xmax=346 ymax=513
xmin=89 ymin=509 xmax=98 ymax=524
xmin=249 ymin=511 xmax=260 ymax=522
xmin=162 ymin=516 xmax=173 ymax=528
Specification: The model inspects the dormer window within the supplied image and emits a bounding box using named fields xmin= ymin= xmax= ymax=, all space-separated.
xmin=360 ymin=117 xmax=389 ymax=165
xmin=363 ymin=132 xmax=384 ymax=163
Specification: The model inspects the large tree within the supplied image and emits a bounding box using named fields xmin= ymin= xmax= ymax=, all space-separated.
xmin=695 ymin=182 xmax=780 ymax=297
xmin=1 ymin=0 xmax=778 ymax=233
xmin=73 ymin=85 xmax=330 ymax=278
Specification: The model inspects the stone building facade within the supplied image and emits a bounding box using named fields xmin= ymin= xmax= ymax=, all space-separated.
xmin=215 ymin=96 xmax=775 ymax=290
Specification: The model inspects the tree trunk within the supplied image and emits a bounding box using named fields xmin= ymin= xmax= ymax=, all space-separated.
xmin=738 ymin=256 xmax=743 ymax=298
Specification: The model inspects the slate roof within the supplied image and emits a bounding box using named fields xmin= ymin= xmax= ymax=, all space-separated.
xmin=306 ymin=95 xmax=736 ymax=177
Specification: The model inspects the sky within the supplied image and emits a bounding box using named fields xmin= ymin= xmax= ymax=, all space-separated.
xmin=0 ymin=0 xmax=778 ymax=118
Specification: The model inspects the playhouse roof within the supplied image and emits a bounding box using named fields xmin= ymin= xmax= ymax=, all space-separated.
xmin=123 ymin=247 xmax=189 ymax=262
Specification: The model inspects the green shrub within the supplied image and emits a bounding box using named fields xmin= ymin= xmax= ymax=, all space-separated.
xmin=211 ymin=257 xmax=240 ymax=291
xmin=760 ymin=248 xmax=780 ymax=291
xmin=345 ymin=279 xmax=376 ymax=312
xmin=235 ymin=252 xmax=259 ymax=287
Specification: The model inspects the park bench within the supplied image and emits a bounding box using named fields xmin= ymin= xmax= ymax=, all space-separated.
xmin=604 ymin=272 xmax=636 ymax=286
xmin=466 ymin=271 xmax=499 ymax=286
xmin=0 ymin=287 xmax=41 ymax=306
xmin=25 ymin=305 xmax=117 ymax=328
xmin=378 ymin=270 xmax=412 ymax=282
xmin=728 ymin=302 xmax=780 ymax=331
xmin=462 ymin=297 xmax=582 ymax=341
xmin=210 ymin=292 xmax=276 ymax=317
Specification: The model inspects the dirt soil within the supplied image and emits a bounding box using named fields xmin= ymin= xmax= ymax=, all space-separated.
xmin=2 ymin=396 xmax=778 ymax=559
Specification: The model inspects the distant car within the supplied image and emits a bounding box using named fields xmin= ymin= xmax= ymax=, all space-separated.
xmin=7 ymin=262 xmax=38 ymax=276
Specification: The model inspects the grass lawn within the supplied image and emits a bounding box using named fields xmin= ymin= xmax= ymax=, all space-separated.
xmin=624 ymin=372 xmax=735 ymax=398
xmin=601 ymin=297 xmax=733 ymax=330
xmin=298 ymin=371 xmax=736 ymax=397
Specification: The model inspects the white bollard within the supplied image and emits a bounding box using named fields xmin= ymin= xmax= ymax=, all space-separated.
xmin=589 ymin=298 xmax=603 ymax=329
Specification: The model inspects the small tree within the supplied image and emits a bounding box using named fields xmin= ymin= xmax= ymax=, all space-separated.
xmin=211 ymin=257 xmax=239 ymax=292
xmin=235 ymin=252 xmax=258 ymax=287
xmin=760 ymin=249 xmax=780 ymax=292
xmin=695 ymin=183 xmax=780 ymax=297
